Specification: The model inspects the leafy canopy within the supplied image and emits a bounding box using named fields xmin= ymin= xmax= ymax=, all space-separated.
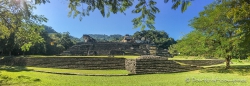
xmin=171 ymin=1 xmax=250 ymax=69
xmin=133 ymin=30 xmax=176 ymax=49
xmin=0 ymin=0 xmax=47 ymax=53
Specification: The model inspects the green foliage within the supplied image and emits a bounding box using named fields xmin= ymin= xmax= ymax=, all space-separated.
xmin=0 ymin=24 xmax=10 ymax=39
xmin=0 ymin=16 xmax=77 ymax=55
xmin=20 ymin=43 xmax=33 ymax=52
xmin=1 ymin=68 xmax=250 ymax=86
xmin=173 ymin=1 xmax=250 ymax=68
xmin=133 ymin=30 xmax=176 ymax=49
xmin=169 ymin=31 xmax=208 ymax=56
xmin=225 ymin=0 xmax=250 ymax=55
xmin=0 ymin=0 xmax=47 ymax=55
xmin=60 ymin=32 xmax=74 ymax=50
xmin=16 ymin=23 xmax=45 ymax=52
xmin=189 ymin=1 xmax=245 ymax=59
xmin=44 ymin=25 xmax=57 ymax=33
xmin=26 ymin=29 xmax=79 ymax=55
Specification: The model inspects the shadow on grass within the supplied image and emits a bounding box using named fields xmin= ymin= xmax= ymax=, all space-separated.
xmin=0 ymin=65 xmax=33 ymax=72
xmin=0 ymin=66 xmax=40 ymax=85
xmin=0 ymin=74 xmax=41 ymax=85
xmin=200 ymin=65 xmax=250 ymax=76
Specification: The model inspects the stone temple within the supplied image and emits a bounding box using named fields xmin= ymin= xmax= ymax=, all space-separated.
xmin=61 ymin=34 xmax=171 ymax=57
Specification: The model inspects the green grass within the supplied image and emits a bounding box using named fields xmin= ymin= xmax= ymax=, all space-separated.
xmin=26 ymin=67 xmax=128 ymax=75
xmin=169 ymin=56 xmax=224 ymax=60
xmin=200 ymin=65 xmax=250 ymax=76
xmin=0 ymin=69 xmax=249 ymax=86
xmin=1 ymin=58 xmax=250 ymax=86
xmin=1 ymin=62 xmax=250 ymax=86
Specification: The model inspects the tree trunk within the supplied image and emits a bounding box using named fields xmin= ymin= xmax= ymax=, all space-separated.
xmin=225 ymin=56 xmax=231 ymax=69
xmin=0 ymin=50 xmax=3 ymax=55
xmin=23 ymin=52 xmax=25 ymax=56
xmin=9 ymin=51 xmax=11 ymax=56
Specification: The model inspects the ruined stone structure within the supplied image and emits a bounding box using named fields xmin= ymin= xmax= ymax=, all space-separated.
xmin=149 ymin=44 xmax=157 ymax=55
xmin=83 ymin=35 xmax=96 ymax=43
xmin=125 ymin=55 xmax=225 ymax=74
xmin=157 ymin=49 xmax=173 ymax=57
xmin=121 ymin=34 xmax=134 ymax=43
xmin=61 ymin=42 xmax=150 ymax=56
xmin=0 ymin=56 xmax=225 ymax=74
xmin=0 ymin=57 xmax=125 ymax=70
xmin=125 ymin=55 xmax=192 ymax=74
xmin=61 ymin=35 xmax=172 ymax=57
xmin=61 ymin=35 xmax=151 ymax=56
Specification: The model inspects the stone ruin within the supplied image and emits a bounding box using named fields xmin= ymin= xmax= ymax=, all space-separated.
xmin=83 ymin=35 xmax=96 ymax=43
xmin=61 ymin=42 xmax=150 ymax=56
xmin=0 ymin=56 xmax=224 ymax=74
xmin=61 ymin=34 xmax=172 ymax=57
xmin=121 ymin=34 xmax=134 ymax=43
xmin=125 ymin=55 xmax=201 ymax=74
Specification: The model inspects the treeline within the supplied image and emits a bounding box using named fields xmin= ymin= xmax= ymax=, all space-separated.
xmin=0 ymin=27 xmax=177 ymax=56
xmin=0 ymin=25 xmax=80 ymax=56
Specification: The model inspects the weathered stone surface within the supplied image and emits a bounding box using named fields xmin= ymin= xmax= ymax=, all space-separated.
xmin=0 ymin=57 xmax=126 ymax=70
xmin=83 ymin=35 xmax=96 ymax=43
xmin=0 ymin=56 xmax=223 ymax=75
xmin=125 ymin=59 xmax=136 ymax=74
xmin=124 ymin=56 xmax=210 ymax=74
xmin=61 ymin=42 xmax=150 ymax=56
xmin=61 ymin=36 xmax=171 ymax=57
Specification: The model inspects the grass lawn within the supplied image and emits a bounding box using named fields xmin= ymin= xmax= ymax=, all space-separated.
xmin=26 ymin=67 xmax=129 ymax=75
xmin=1 ymin=58 xmax=249 ymax=86
xmin=169 ymin=56 xmax=225 ymax=60
xmin=0 ymin=69 xmax=249 ymax=86
xmin=1 ymin=63 xmax=250 ymax=86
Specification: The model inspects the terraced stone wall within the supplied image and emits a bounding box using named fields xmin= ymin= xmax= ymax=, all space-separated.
xmin=125 ymin=55 xmax=199 ymax=74
xmin=0 ymin=57 xmax=126 ymax=70
xmin=0 ymin=56 xmax=225 ymax=74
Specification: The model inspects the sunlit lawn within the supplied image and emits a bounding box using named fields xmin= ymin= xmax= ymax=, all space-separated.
xmin=26 ymin=67 xmax=128 ymax=75
xmin=1 ymin=58 xmax=250 ymax=86
xmin=169 ymin=56 xmax=225 ymax=60
xmin=1 ymin=62 xmax=250 ymax=86
xmin=1 ymin=68 xmax=249 ymax=86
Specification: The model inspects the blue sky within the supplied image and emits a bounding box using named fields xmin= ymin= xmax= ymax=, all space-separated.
xmin=33 ymin=0 xmax=214 ymax=40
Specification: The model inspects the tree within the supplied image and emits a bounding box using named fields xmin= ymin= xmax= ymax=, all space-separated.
xmin=16 ymin=23 xmax=45 ymax=53
xmin=108 ymin=34 xmax=122 ymax=42
xmin=60 ymin=32 xmax=74 ymax=50
xmin=210 ymin=0 xmax=250 ymax=50
xmin=169 ymin=30 xmax=208 ymax=56
xmin=189 ymin=1 xmax=248 ymax=69
xmin=0 ymin=0 xmax=47 ymax=55
xmin=133 ymin=30 xmax=176 ymax=49
xmin=29 ymin=0 xmax=192 ymax=30
xmin=225 ymin=0 xmax=250 ymax=54
xmin=27 ymin=29 xmax=48 ymax=55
